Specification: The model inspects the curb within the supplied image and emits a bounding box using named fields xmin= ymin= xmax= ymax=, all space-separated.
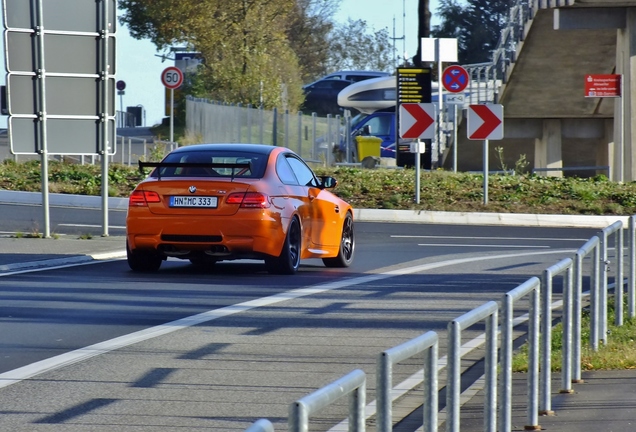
xmin=0 ymin=190 xmax=629 ymax=228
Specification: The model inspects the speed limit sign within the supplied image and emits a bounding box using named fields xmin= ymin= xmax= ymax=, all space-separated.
xmin=161 ymin=66 xmax=184 ymax=89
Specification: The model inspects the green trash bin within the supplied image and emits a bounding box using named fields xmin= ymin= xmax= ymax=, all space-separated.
xmin=355 ymin=136 xmax=382 ymax=161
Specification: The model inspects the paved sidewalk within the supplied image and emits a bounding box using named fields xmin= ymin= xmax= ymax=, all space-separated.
xmin=0 ymin=235 xmax=126 ymax=273
xmin=456 ymin=370 xmax=636 ymax=432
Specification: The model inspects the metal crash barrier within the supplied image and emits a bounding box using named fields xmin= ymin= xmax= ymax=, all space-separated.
xmin=245 ymin=216 xmax=636 ymax=432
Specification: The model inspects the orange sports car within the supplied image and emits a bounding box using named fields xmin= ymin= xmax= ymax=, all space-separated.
xmin=126 ymin=143 xmax=355 ymax=274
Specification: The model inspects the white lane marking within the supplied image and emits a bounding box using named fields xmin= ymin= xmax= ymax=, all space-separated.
xmin=393 ymin=235 xmax=589 ymax=242
xmin=0 ymin=249 xmax=574 ymax=390
xmin=418 ymin=243 xmax=549 ymax=248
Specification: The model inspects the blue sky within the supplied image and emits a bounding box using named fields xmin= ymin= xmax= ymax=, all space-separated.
xmin=1 ymin=0 xmax=440 ymax=129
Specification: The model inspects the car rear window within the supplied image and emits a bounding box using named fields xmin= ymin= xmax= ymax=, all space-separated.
xmin=152 ymin=151 xmax=267 ymax=179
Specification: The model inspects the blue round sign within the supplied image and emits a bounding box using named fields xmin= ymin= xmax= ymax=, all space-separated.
xmin=442 ymin=66 xmax=469 ymax=93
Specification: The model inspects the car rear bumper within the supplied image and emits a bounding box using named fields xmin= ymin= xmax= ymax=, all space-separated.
xmin=126 ymin=212 xmax=286 ymax=258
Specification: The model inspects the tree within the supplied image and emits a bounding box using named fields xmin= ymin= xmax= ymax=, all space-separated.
xmin=431 ymin=0 xmax=509 ymax=65
xmin=286 ymin=0 xmax=339 ymax=83
xmin=411 ymin=0 xmax=431 ymax=67
xmin=119 ymin=0 xmax=304 ymax=110
xmin=327 ymin=19 xmax=394 ymax=72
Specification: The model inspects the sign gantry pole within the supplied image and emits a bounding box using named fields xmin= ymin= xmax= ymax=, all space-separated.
xmin=34 ymin=0 xmax=51 ymax=238
xmin=101 ymin=0 xmax=111 ymax=237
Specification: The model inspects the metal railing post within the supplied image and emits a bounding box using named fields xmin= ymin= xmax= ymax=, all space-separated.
xmin=599 ymin=231 xmax=608 ymax=344
xmin=376 ymin=331 xmax=438 ymax=432
xmin=311 ymin=113 xmax=317 ymax=161
xmin=500 ymin=277 xmax=541 ymax=431
xmin=540 ymin=258 xmax=573 ymax=415
xmin=245 ymin=419 xmax=274 ymax=432
xmin=615 ymin=226 xmax=624 ymax=326
xmin=561 ymin=265 xmax=574 ymax=394
xmin=446 ymin=301 xmax=498 ymax=432
xmin=539 ymin=267 xmax=554 ymax=416
xmin=573 ymin=236 xmax=600 ymax=379
xmin=289 ymin=369 xmax=366 ymax=432
xmin=630 ymin=216 xmax=636 ymax=318
xmin=247 ymin=104 xmax=253 ymax=144
xmin=591 ymin=239 xmax=601 ymax=350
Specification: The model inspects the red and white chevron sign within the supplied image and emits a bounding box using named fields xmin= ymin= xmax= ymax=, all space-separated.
xmin=399 ymin=103 xmax=436 ymax=139
xmin=467 ymin=104 xmax=504 ymax=140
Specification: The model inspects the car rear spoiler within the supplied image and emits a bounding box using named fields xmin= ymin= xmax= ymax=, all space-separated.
xmin=138 ymin=161 xmax=252 ymax=180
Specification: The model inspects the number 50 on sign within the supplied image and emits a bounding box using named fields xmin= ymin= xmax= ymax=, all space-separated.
xmin=161 ymin=66 xmax=184 ymax=89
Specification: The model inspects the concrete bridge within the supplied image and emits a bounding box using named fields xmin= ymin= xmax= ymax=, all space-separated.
xmin=451 ymin=0 xmax=636 ymax=181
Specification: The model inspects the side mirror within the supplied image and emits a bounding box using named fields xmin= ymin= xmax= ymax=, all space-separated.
xmin=320 ymin=176 xmax=338 ymax=189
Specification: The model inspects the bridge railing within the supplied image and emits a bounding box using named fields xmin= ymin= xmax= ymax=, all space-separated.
xmin=464 ymin=0 xmax=538 ymax=106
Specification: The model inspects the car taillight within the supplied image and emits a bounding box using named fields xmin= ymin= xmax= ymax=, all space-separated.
xmin=226 ymin=192 xmax=270 ymax=208
xmin=129 ymin=190 xmax=161 ymax=207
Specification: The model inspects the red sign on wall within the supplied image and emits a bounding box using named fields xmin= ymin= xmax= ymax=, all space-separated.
xmin=584 ymin=74 xmax=621 ymax=98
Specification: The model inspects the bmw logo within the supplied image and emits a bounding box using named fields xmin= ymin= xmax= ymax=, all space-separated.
xmin=189 ymin=186 xmax=197 ymax=193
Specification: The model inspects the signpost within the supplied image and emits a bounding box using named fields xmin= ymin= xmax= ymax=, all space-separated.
xmin=585 ymin=74 xmax=623 ymax=181
xmin=399 ymin=102 xmax=436 ymax=204
xmin=421 ymin=38 xmax=458 ymax=170
xmin=395 ymin=67 xmax=432 ymax=170
xmin=161 ymin=67 xmax=184 ymax=143
xmin=584 ymin=74 xmax=621 ymax=98
xmin=442 ymin=65 xmax=469 ymax=173
xmin=2 ymin=0 xmax=116 ymax=237
xmin=399 ymin=103 xmax=436 ymax=139
xmin=468 ymin=104 xmax=504 ymax=205
xmin=116 ymin=80 xmax=126 ymax=127
xmin=468 ymin=104 xmax=504 ymax=140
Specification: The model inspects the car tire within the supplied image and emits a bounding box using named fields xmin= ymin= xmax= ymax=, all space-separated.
xmin=323 ymin=212 xmax=355 ymax=268
xmin=266 ymin=217 xmax=301 ymax=275
xmin=127 ymin=240 xmax=163 ymax=272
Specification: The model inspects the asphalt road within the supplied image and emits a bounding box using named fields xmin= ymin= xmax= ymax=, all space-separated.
xmin=0 ymin=205 xmax=599 ymax=430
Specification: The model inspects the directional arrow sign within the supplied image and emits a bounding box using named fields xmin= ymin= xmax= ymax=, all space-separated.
xmin=467 ymin=104 xmax=504 ymax=140
xmin=399 ymin=103 xmax=436 ymax=139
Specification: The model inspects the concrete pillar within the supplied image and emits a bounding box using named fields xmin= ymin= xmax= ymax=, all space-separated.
xmin=615 ymin=9 xmax=636 ymax=181
xmin=602 ymin=119 xmax=613 ymax=178
xmin=534 ymin=119 xmax=563 ymax=177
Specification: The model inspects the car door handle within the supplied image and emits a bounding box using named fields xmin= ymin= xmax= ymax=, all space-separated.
xmin=334 ymin=205 xmax=340 ymax=213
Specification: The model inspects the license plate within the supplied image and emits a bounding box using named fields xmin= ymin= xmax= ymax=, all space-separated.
xmin=169 ymin=196 xmax=218 ymax=208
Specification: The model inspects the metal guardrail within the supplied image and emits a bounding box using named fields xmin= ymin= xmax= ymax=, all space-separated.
xmin=540 ymin=258 xmax=573 ymax=414
xmin=376 ymin=331 xmax=438 ymax=432
xmin=245 ymin=419 xmax=275 ymax=432
xmin=532 ymin=166 xmax=610 ymax=175
xmin=601 ymin=221 xmax=625 ymax=329
xmin=447 ymin=301 xmax=499 ymax=432
xmin=462 ymin=0 xmax=537 ymax=106
xmin=288 ymin=369 xmax=366 ymax=432
xmin=500 ymin=277 xmax=541 ymax=431
xmin=246 ymin=215 xmax=636 ymax=432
